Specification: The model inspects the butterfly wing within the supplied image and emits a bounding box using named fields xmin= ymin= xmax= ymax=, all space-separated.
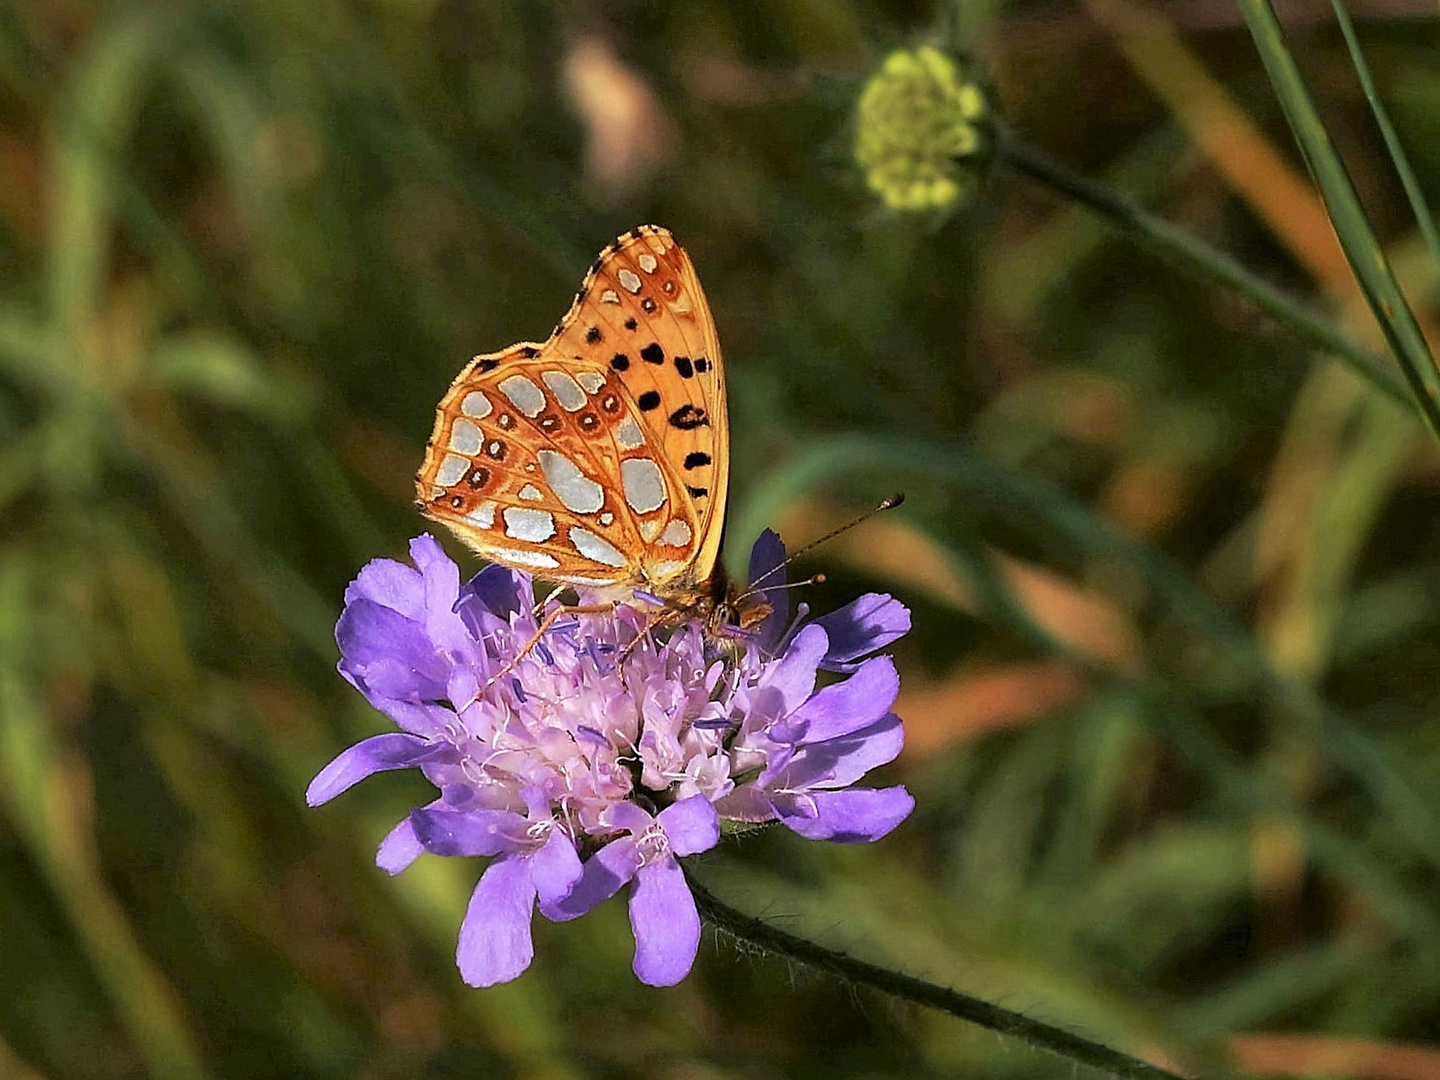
xmin=416 ymin=226 xmax=729 ymax=594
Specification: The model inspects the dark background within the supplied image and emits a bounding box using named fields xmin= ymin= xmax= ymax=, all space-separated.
xmin=2 ymin=1 xmax=1439 ymax=1077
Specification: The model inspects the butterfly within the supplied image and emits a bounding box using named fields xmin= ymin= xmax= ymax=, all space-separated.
xmin=416 ymin=225 xmax=770 ymax=636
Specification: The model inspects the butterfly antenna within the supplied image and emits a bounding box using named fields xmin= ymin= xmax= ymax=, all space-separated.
xmin=741 ymin=492 xmax=905 ymax=596
xmin=745 ymin=573 xmax=827 ymax=597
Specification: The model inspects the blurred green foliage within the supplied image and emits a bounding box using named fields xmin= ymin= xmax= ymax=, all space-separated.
xmin=2 ymin=1 xmax=1440 ymax=1078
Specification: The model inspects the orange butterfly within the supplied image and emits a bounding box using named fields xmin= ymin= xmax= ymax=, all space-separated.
xmin=416 ymin=225 xmax=769 ymax=634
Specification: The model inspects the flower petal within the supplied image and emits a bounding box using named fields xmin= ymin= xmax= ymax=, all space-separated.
xmin=814 ymin=593 xmax=910 ymax=672
xmin=530 ymin=827 xmax=583 ymax=906
xmin=629 ymin=857 xmax=701 ymax=986
xmin=344 ymin=556 xmax=424 ymax=618
xmin=462 ymin=563 xmax=531 ymax=623
xmin=746 ymin=529 xmax=789 ymax=650
xmin=785 ymin=656 xmax=899 ymax=743
xmin=376 ymin=814 xmax=423 ymax=874
xmin=773 ymin=785 xmax=914 ymax=842
xmin=409 ymin=807 xmax=528 ymax=857
xmin=305 ymin=733 xmax=453 ymax=806
xmin=543 ymin=837 xmax=638 ymax=921
xmin=767 ymin=713 xmax=905 ymax=790
xmin=752 ymin=623 xmax=827 ymax=722
xmin=457 ymin=855 xmax=536 ymax=987
xmin=713 ymin=783 xmax=777 ymax=824
xmin=657 ymin=795 xmax=720 ymax=857
xmin=336 ymin=598 xmax=450 ymax=699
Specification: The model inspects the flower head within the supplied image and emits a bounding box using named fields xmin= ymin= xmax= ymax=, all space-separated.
xmin=854 ymin=45 xmax=993 ymax=212
xmin=309 ymin=532 xmax=913 ymax=986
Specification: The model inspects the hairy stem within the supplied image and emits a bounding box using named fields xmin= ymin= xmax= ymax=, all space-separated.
xmin=687 ymin=870 xmax=1199 ymax=1080
xmin=995 ymin=132 xmax=1410 ymax=410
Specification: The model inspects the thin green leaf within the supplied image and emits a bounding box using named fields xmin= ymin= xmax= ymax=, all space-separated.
xmin=1238 ymin=0 xmax=1440 ymax=443
xmin=1328 ymin=0 xmax=1440 ymax=283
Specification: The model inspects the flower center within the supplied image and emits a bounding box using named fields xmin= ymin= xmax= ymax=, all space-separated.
xmin=634 ymin=822 xmax=671 ymax=867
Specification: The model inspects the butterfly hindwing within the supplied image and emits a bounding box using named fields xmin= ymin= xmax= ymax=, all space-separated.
xmin=417 ymin=226 xmax=729 ymax=594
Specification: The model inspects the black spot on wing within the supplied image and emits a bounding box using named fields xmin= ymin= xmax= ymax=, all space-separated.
xmin=641 ymin=343 xmax=664 ymax=365
xmin=669 ymin=404 xmax=708 ymax=430
xmin=638 ymin=390 xmax=661 ymax=411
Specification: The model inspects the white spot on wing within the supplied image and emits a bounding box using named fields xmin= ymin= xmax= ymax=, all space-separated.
xmin=435 ymin=453 xmax=469 ymax=487
xmin=577 ymin=371 xmax=605 ymax=394
xmin=638 ymin=253 xmax=658 ymax=273
xmin=542 ymin=370 xmax=587 ymax=411
xmin=449 ymin=418 xmax=482 ymax=454
xmin=569 ymin=526 xmax=628 ymax=568
xmin=618 ymin=268 xmax=642 ymax=293
xmin=615 ymin=416 xmax=645 ymax=449
xmin=461 ymin=391 xmax=492 ymax=418
xmin=498 ymin=374 xmax=546 ymax=417
xmin=518 ymin=484 xmax=543 ymax=501
xmin=650 ymin=560 xmax=688 ymax=579
xmin=492 ymin=548 xmax=560 ymax=569
xmin=537 ymin=449 xmax=604 ymax=513
xmin=657 ymin=520 xmax=692 ymax=547
xmin=670 ymin=293 xmax=692 ymax=314
xmin=598 ymin=511 xmax=614 ymax=526
xmin=503 ymin=507 xmax=556 ymax=542
xmin=621 ymin=458 xmax=666 ymax=514
xmin=466 ymin=501 xmax=497 ymax=528
xmin=640 ymin=519 xmax=661 ymax=542
xmin=601 ymin=289 xmax=620 ymax=304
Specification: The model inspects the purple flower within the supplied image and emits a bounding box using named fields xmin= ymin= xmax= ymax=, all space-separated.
xmin=308 ymin=532 xmax=913 ymax=987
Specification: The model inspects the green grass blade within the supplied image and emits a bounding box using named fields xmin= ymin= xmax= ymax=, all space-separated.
xmin=1328 ymin=0 xmax=1440 ymax=282
xmin=1239 ymin=0 xmax=1440 ymax=443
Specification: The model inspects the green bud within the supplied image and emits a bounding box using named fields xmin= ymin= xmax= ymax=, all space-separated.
xmin=854 ymin=45 xmax=993 ymax=212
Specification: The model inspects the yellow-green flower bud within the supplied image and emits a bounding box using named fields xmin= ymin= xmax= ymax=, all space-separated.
xmin=854 ymin=46 xmax=993 ymax=212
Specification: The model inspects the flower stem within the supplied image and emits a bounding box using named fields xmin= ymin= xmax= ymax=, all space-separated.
xmin=994 ymin=131 xmax=1411 ymax=410
xmin=686 ymin=871 xmax=1197 ymax=1080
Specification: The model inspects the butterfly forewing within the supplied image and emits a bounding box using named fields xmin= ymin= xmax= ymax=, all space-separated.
xmin=417 ymin=226 xmax=729 ymax=597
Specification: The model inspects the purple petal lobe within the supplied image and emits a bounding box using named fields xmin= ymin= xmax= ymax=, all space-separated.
xmin=774 ymin=786 xmax=914 ymax=842
xmin=465 ymin=563 xmax=531 ymax=621
xmin=629 ymin=858 xmax=701 ymax=986
xmin=410 ymin=807 xmax=526 ymax=857
xmin=306 ymin=733 xmax=452 ymax=806
xmin=377 ymin=815 xmax=423 ymax=874
xmin=746 ymin=529 xmax=789 ymax=649
xmin=788 ymin=656 xmax=899 ymax=743
xmin=457 ymin=855 xmax=536 ymax=987
xmin=336 ymin=599 xmax=450 ymax=696
xmin=530 ymin=827 xmax=583 ymax=906
xmin=769 ymin=713 xmax=905 ymax=791
xmin=544 ymin=836 xmax=638 ymax=921
xmin=756 ymin=623 xmax=827 ymax=718
xmin=815 ymin=593 xmax=910 ymax=671
xmin=345 ymin=557 xmax=424 ymax=617
xmin=657 ymin=795 xmax=720 ymax=857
